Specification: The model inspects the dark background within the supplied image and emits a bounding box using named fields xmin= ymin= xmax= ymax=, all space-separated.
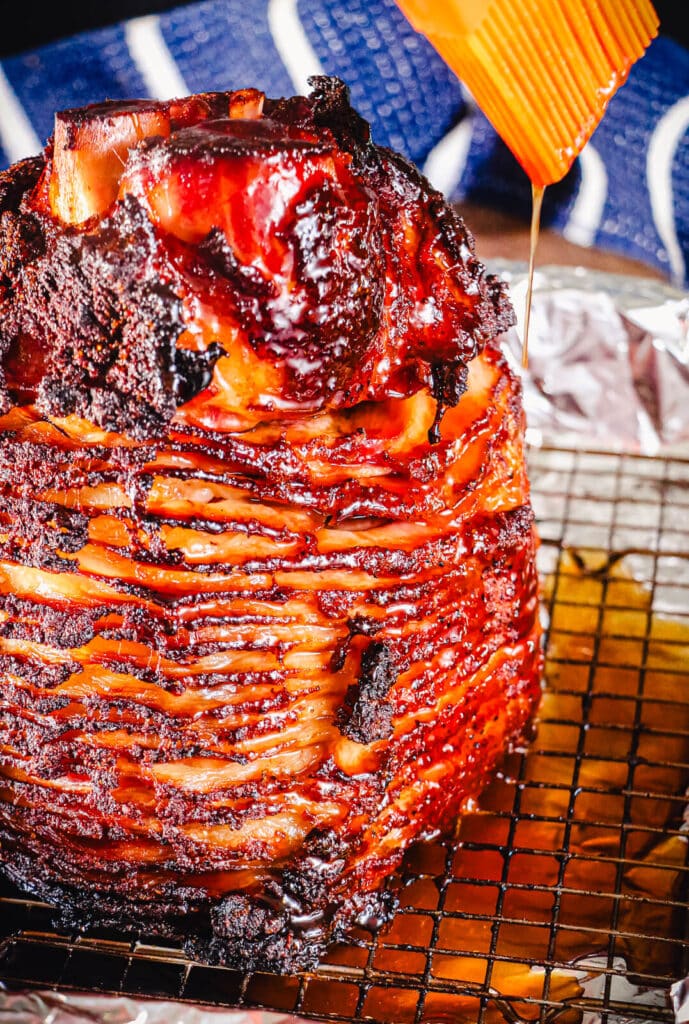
xmin=0 ymin=0 xmax=686 ymax=59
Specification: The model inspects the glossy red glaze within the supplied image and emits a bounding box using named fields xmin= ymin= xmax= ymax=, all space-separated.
xmin=0 ymin=79 xmax=541 ymax=972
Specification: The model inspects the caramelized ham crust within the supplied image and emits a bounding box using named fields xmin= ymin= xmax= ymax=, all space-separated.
xmin=0 ymin=78 xmax=542 ymax=971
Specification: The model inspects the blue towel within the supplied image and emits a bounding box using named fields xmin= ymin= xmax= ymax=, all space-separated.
xmin=1 ymin=0 xmax=688 ymax=287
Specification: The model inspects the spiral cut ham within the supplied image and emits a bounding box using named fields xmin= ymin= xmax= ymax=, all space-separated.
xmin=0 ymin=77 xmax=542 ymax=971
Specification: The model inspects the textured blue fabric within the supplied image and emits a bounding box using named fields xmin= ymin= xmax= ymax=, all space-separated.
xmin=1 ymin=27 xmax=149 ymax=146
xmin=1 ymin=0 xmax=687 ymax=287
xmin=159 ymin=2 xmax=295 ymax=100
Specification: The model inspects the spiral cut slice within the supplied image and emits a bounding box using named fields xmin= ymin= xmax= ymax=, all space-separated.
xmin=0 ymin=78 xmax=542 ymax=971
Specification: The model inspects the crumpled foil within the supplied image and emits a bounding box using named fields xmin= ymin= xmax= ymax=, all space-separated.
xmin=2 ymin=264 xmax=689 ymax=1024
xmin=493 ymin=262 xmax=689 ymax=456
xmin=0 ymin=990 xmax=306 ymax=1024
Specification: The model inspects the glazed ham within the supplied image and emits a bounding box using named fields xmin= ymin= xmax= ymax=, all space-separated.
xmin=0 ymin=78 xmax=542 ymax=971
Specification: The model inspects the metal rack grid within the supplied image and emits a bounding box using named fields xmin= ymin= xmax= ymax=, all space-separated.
xmin=2 ymin=445 xmax=689 ymax=1024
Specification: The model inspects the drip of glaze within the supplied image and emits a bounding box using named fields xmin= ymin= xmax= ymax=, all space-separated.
xmin=522 ymin=183 xmax=545 ymax=370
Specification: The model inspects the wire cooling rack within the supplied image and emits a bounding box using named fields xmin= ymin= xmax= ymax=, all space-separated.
xmin=1 ymin=445 xmax=689 ymax=1024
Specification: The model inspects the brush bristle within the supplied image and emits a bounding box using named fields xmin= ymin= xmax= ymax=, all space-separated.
xmin=397 ymin=0 xmax=659 ymax=185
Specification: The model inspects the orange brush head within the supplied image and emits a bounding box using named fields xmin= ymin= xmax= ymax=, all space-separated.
xmin=395 ymin=0 xmax=659 ymax=187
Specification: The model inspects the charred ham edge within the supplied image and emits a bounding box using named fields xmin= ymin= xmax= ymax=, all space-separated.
xmin=0 ymin=77 xmax=514 ymax=439
xmin=0 ymin=79 xmax=539 ymax=974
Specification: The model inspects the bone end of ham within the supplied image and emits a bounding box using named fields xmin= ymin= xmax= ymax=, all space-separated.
xmin=48 ymin=90 xmax=265 ymax=225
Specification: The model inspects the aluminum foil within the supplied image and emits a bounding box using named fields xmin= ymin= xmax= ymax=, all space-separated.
xmin=0 ymin=990 xmax=308 ymax=1024
xmin=493 ymin=262 xmax=689 ymax=456
xmin=2 ymin=264 xmax=689 ymax=1024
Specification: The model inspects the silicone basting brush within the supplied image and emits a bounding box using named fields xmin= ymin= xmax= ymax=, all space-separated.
xmin=395 ymin=0 xmax=659 ymax=186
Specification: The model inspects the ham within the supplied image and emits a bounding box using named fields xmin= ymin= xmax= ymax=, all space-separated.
xmin=0 ymin=76 xmax=541 ymax=972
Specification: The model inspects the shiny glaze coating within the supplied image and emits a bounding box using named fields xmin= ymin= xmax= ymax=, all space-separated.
xmin=0 ymin=79 xmax=540 ymax=971
xmin=0 ymin=77 xmax=514 ymax=435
